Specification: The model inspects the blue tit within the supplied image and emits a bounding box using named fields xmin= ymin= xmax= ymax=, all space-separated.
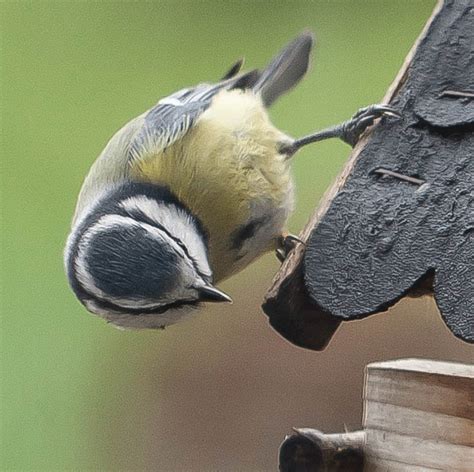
xmin=65 ymin=32 xmax=398 ymax=329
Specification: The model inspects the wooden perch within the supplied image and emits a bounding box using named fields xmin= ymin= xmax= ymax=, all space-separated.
xmin=263 ymin=0 xmax=474 ymax=350
xmin=279 ymin=358 xmax=474 ymax=471
xmin=279 ymin=429 xmax=365 ymax=472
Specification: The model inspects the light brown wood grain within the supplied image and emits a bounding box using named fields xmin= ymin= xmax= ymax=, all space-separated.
xmin=363 ymin=358 xmax=474 ymax=471
xmin=364 ymin=401 xmax=473 ymax=447
xmin=364 ymin=361 xmax=473 ymax=419
xmin=364 ymin=457 xmax=450 ymax=472
xmin=364 ymin=430 xmax=473 ymax=471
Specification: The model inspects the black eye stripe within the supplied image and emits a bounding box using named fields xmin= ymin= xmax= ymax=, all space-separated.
xmin=85 ymin=294 xmax=199 ymax=315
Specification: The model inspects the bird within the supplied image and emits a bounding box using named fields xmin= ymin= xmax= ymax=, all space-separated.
xmin=64 ymin=32 xmax=398 ymax=329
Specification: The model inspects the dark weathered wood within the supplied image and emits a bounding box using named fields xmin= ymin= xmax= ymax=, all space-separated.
xmin=263 ymin=0 xmax=473 ymax=349
xmin=263 ymin=256 xmax=341 ymax=350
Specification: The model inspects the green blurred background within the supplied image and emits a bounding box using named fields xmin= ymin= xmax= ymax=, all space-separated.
xmin=2 ymin=1 xmax=472 ymax=470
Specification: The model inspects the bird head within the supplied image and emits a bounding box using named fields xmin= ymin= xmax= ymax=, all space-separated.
xmin=65 ymin=183 xmax=232 ymax=329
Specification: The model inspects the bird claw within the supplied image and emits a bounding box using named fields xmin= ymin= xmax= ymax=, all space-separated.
xmin=275 ymin=234 xmax=304 ymax=263
xmin=341 ymin=104 xmax=401 ymax=147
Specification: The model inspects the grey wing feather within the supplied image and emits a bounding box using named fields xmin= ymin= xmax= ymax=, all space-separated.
xmin=128 ymin=85 xmax=214 ymax=163
xmin=253 ymin=32 xmax=314 ymax=107
xmin=128 ymin=71 xmax=260 ymax=164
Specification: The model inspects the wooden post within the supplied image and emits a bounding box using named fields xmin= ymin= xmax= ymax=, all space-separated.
xmin=279 ymin=358 xmax=474 ymax=471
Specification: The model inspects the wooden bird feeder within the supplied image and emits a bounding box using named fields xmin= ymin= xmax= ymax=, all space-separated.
xmin=279 ymin=358 xmax=473 ymax=471
xmin=262 ymin=0 xmax=474 ymax=351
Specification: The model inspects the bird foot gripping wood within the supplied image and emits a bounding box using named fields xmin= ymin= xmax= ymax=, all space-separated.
xmin=276 ymin=234 xmax=305 ymax=263
xmin=338 ymin=104 xmax=400 ymax=147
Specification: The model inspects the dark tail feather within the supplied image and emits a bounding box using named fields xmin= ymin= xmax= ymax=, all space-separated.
xmin=253 ymin=31 xmax=314 ymax=107
xmin=221 ymin=58 xmax=244 ymax=80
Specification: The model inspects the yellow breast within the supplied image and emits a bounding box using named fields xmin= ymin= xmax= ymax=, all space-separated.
xmin=131 ymin=90 xmax=293 ymax=280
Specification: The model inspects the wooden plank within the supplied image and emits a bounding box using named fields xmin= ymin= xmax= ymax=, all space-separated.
xmin=364 ymin=401 xmax=474 ymax=447
xmin=367 ymin=358 xmax=474 ymax=378
xmin=364 ymin=457 xmax=449 ymax=471
xmin=364 ymin=361 xmax=474 ymax=419
xmin=364 ymin=430 xmax=474 ymax=471
xmin=363 ymin=358 xmax=474 ymax=470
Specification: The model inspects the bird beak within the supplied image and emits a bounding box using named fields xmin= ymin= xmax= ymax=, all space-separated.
xmin=198 ymin=285 xmax=233 ymax=304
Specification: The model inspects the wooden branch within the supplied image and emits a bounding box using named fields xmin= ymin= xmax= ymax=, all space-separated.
xmin=279 ymin=429 xmax=364 ymax=472
xmin=279 ymin=358 xmax=474 ymax=471
xmin=263 ymin=0 xmax=474 ymax=349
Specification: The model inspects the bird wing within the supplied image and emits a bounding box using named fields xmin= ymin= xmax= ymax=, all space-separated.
xmin=127 ymin=71 xmax=259 ymax=165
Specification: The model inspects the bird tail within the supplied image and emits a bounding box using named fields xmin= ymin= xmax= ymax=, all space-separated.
xmin=253 ymin=31 xmax=314 ymax=107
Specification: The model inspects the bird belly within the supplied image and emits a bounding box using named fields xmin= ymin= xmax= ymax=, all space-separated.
xmin=133 ymin=90 xmax=294 ymax=281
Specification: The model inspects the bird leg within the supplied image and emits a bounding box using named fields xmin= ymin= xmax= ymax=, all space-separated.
xmin=275 ymin=105 xmax=400 ymax=263
xmin=281 ymin=104 xmax=400 ymax=156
